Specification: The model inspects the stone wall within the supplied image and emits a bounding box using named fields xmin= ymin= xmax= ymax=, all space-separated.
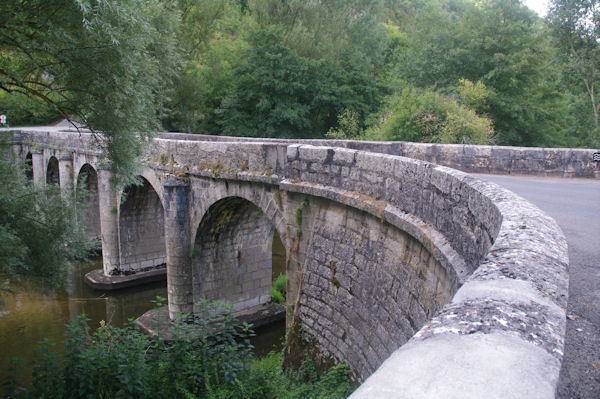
xmin=282 ymin=144 xmax=567 ymax=397
xmin=118 ymin=178 xmax=166 ymax=274
xmin=294 ymin=195 xmax=455 ymax=380
xmin=193 ymin=197 xmax=274 ymax=312
xmin=400 ymin=142 xmax=599 ymax=178
xmin=349 ymin=168 xmax=568 ymax=398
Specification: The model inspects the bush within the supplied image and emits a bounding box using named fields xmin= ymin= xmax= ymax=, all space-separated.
xmin=2 ymin=297 xmax=355 ymax=399
xmin=3 ymin=300 xmax=254 ymax=399
xmin=367 ymin=86 xmax=494 ymax=144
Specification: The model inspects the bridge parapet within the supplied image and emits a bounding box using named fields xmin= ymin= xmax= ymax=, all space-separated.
xmin=157 ymin=131 xmax=600 ymax=178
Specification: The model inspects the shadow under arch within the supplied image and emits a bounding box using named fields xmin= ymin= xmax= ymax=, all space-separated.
xmin=192 ymin=196 xmax=284 ymax=313
xmin=25 ymin=152 xmax=33 ymax=181
xmin=75 ymin=163 xmax=101 ymax=241
xmin=46 ymin=156 xmax=59 ymax=186
xmin=118 ymin=176 xmax=166 ymax=274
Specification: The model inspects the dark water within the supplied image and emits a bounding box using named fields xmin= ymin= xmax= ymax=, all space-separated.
xmin=0 ymin=259 xmax=167 ymax=382
xmin=0 ymin=256 xmax=286 ymax=384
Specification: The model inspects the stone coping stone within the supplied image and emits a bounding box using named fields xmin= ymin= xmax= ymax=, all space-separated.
xmin=135 ymin=303 xmax=285 ymax=340
xmin=84 ymin=267 xmax=167 ymax=291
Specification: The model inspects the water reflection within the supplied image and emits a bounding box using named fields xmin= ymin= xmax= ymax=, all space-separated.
xmin=0 ymin=258 xmax=167 ymax=383
xmin=0 ymin=253 xmax=286 ymax=384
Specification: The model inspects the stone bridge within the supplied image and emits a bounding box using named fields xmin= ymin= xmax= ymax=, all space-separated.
xmin=5 ymin=126 xmax=598 ymax=398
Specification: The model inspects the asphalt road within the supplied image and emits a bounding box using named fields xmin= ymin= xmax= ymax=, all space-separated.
xmin=474 ymin=174 xmax=600 ymax=399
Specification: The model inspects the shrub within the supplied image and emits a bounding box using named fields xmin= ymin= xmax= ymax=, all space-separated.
xmin=367 ymin=86 xmax=494 ymax=144
xmin=2 ymin=297 xmax=355 ymax=399
xmin=3 ymin=300 xmax=254 ymax=399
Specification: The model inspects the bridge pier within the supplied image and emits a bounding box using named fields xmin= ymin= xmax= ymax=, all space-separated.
xmin=30 ymin=149 xmax=44 ymax=187
xmin=57 ymin=152 xmax=73 ymax=199
xmin=97 ymin=169 xmax=120 ymax=275
xmin=163 ymin=175 xmax=193 ymax=318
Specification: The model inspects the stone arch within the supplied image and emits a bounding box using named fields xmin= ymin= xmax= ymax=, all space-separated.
xmin=139 ymin=167 xmax=165 ymax=208
xmin=46 ymin=156 xmax=59 ymax=186
xmin=76 ymin=163 xmax=101 ymax=240
xmin=118 ymin=176 xmax=166 ymax=274
xmin=190 ymin=181 xmax=287 ymax=248
xmin=25 ymin=152 xmax=33 ymax=181
xmin=191 ymin=196 xmax=283 ymax=313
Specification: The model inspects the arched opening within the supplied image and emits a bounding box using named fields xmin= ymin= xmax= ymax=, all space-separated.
xmin=25 ymin=153 xmax=33 ymax=181
xmin=192 ymin=197 xmax=282 ymax=313
xmin=46 ymin=156 xmax=59 ymax=186
xmin=76 ymin=164 xmax=101 ymax=241
xmin=118 ymin=177 xmax=166 ymax=274
xmin=272 ymin=230 xmax=285 ymax=278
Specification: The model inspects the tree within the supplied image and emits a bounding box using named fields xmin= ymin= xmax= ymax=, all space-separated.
xmin=0 ymin=153 xmax=90 ymax=297
xmin=216 ymin=26 xmax=382 ymax=138
xmin=164 ymin=0 xmax=248 ymax=134
xmin=550 ymin=0 xmax=600 ymax=144
xmin=0 ymin=0 xmax=180 ymax=186
xmin=397 ymin=0 xmax=569 ymax=146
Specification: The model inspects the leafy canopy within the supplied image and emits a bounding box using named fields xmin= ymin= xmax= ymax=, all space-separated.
xmin=0 ymin=152 xmax=91 ymax=297
xmin=0 ymin=0 xmax=180 ymax=186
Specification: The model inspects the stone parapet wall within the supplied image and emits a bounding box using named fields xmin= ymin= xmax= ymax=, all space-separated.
xmin=6 ymin=127 xmax=596 ymax=177
xmin=286 ymin=144 xmax=501 ymax=273
xmin=5 ymin=128 xmax=100 ymax=157
xmin=349 ymin=166 xmax=568 ymax=398
xmin=287 ymin=193 xmax=457 ymax=380
xmin=400 ymin=142 xmax=599 ymax=178
xmin=156 ymin=131 xmax=599 ymax=178
xmin=285 ymin=144 xmax=568 ymax=397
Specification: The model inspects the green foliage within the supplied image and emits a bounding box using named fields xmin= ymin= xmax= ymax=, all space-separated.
xmin=3 ymin=300 xmax=255 ymax=398
xmin=392 ymin=0 xmax=570 ymax=147
xmin=0 ymin=91 xmax=61 ymax=127
xmin=2 ymin=300 xmax=354 ymax=399
xmin=457 ymin=78 xmax=489 ymax=112
xmin=367 ymin=86 xmax=494 ymax=144
xmin=0 ymin=153 xmax=91 ymax=298
xmin=200 ymin=351 xmax=355 ymax=399
xmin=271 ymin=274 xmax=286 ymax=304
xmin=549 ymin=0 xmax=600 ymax=146
xmin=0 ymin=0 xmax=181 ymax=186
xmin=326 ymin=109 xmax=363 ymax=139
xmin=247 ymin=0 xmax=387 ymax=64
xmin=164 ymin=0 xmax=248 ymax=134
xmin=294 ymin=199 xmax=309 ymax=227
xmin=271 ymin=288 xmax=284 ymax=304
xmin=216 ymin=26 xmax=316 ymax=138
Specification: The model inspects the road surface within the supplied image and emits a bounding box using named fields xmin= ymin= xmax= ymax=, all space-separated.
xmin=475 ymin=174 xmax=600 ymax=399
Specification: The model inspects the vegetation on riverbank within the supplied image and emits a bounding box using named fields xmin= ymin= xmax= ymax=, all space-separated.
xmin=1 ymin=299 xmax=355 ymax=399
xmin=0 ymin=155 xmax=91 ymax=302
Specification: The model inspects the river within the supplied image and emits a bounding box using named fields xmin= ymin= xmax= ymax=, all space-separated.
xmin=0 ymin=249 xmax=286 ymax=385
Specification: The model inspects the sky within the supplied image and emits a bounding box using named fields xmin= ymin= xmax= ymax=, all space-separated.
xmin=522 ymin=0 xmax=550 ymax=17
